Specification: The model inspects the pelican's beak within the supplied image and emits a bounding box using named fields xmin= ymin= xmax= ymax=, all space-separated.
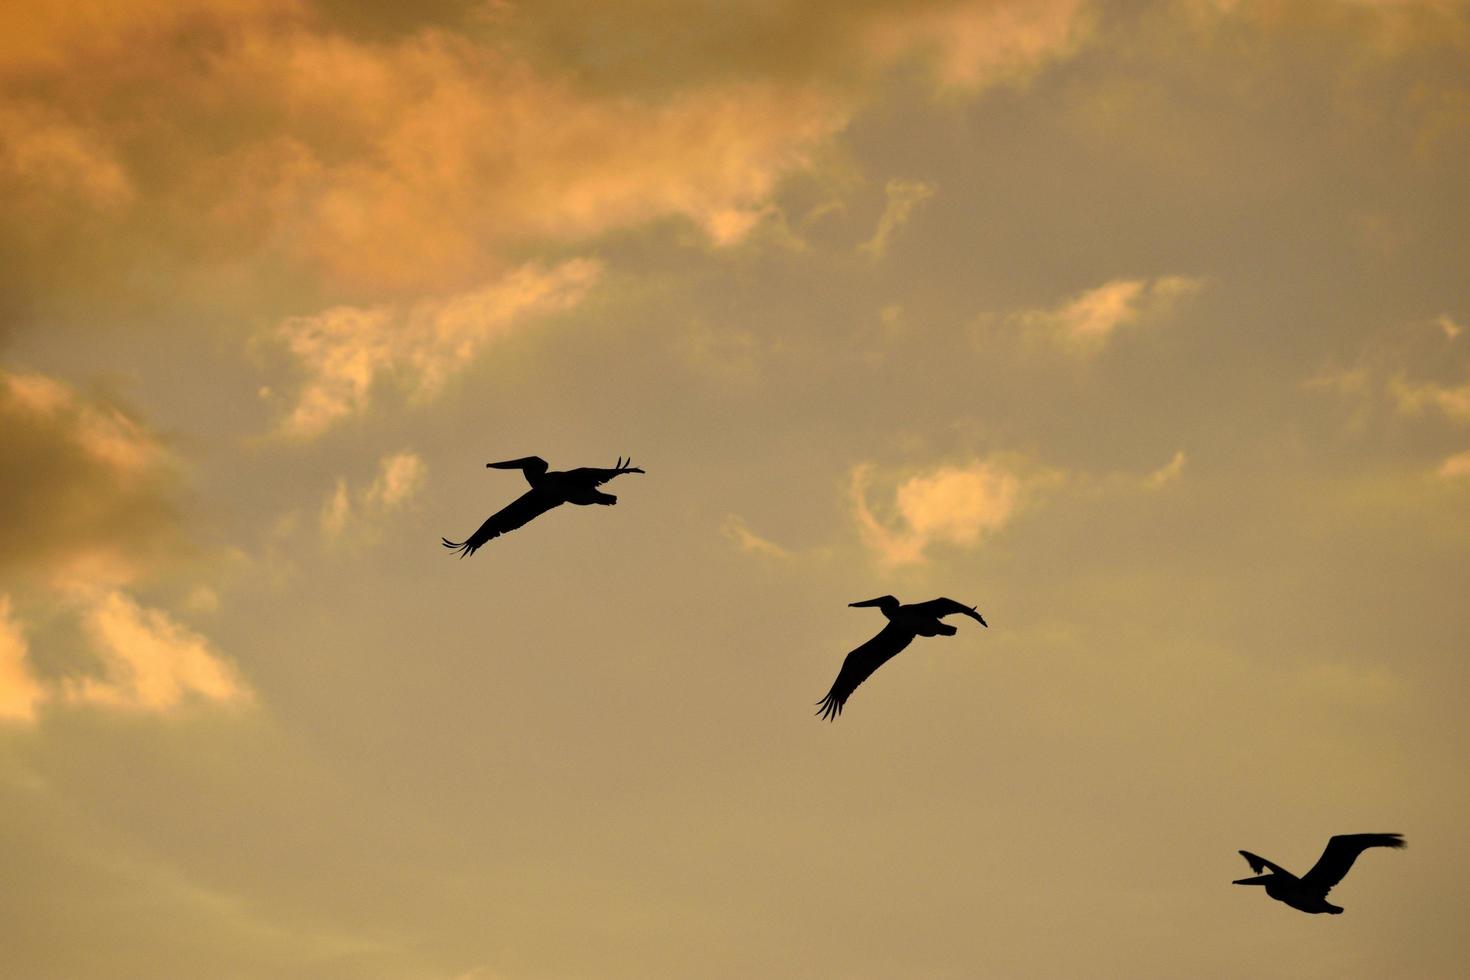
xmin=849 ymin=597 xmax=888 ymax=608
xmin=1232 ymin=875 xmax=1270 ymax=886
xmin=487 ymin=459 xmax=527 ymax=469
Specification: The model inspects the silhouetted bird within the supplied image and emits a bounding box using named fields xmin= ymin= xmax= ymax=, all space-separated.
xmin=1232 ymin=833 xmax=1404 ymax=914
xmin=816 ymin=596 xmax=987 ymax=720
xmin=442 ymin=456 xmax=644 ymax=557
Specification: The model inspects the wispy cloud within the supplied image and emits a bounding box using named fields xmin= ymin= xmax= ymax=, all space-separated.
xmin=863 ymin=0 xmax=1090 ymax=92
xmin=859 ymin=178 xmax=936 ymax=260
xmin=63 ymin=590 xmax=253 ymax=713
xmin=1144 ymin=450 xmax=1188 ymax=488
xmin=1007 ymin=276 xmax=1205 ymax=354
xmin=0 ymin=369 xmax=183 ymax=588
xmin=1438 ymin=449 xmax=1470 ymax=479
xmin=321 ymin=451 xmax=427 ymax=539
xmin=850 ymin=458 xmax=1035 ymax=566
xmin=0 ymin=588 xmax=253 ymax=726
xmin=1390 ymin=375 xmax=1470 ymax=423
xmin=0 ymin=596 xmax=46 ymax=723
xmin=268 ymin=260 xmax=600 ymax=439
xmin=721 ymin=515 xmax=792 ymax=560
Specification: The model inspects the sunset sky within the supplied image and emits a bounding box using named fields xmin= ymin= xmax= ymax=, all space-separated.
xmin=3 ymin=2 xmax=1469 ymax=977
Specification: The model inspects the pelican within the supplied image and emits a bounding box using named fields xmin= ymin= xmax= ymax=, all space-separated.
xmin=442 ymin=455 xmax=644 ymax=557
xmin=1232 ymin=833 xmax=1404 ymax=914
xmin=816 ymin=596 xmax=987 ymax=720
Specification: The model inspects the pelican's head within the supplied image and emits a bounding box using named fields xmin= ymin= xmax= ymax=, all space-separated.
xmin=850 ymin=595 xmax=900 ymax=612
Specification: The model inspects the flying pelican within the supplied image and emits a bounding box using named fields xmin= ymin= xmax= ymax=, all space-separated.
xmin=442 ymin=455 xmax=644 ymax=557
xmin=1232 ymin=833 xmax=1405 ymax=914
xmin=816 ymin=595 xmax=987 ymax=720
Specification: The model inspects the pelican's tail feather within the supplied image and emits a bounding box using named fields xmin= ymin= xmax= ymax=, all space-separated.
xmin=441 ymin=537 xmax=477 ymax=559
xmin=815 ymin=691 xmax=844 ymax=722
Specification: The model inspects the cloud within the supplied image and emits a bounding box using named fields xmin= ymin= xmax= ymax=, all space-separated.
xmin=1007 ymin=276 xmax=1205 ymax=353
xmin=0 ymin=0 xmax=1095 ymax=313
xmin=0 ymin=596 xmax=46 ymax=723
xmin=862 ymin=0 xmax=1091 ymax=92
xmin=859 ymin=178 xmax=936 ymax=259
xmin=1390 ymin=375 xmax=1470 ymax=423
xmin=62 ymin=590 xmax=253 ymax=713
xmin=1438 ymin=449 xmax=1470 ymax=479
xmin=1144 ymin=450 xmax=1188 ymax=488
xmin=721 ymin=515 xmax=792 ymax=560
xmin=0 ymin=368 xmax=248 ymax=725
xmin=268 ymin=260 xmax=600 ymax=438
xmin=1308 ymin=315 xmax=1469 ymax=428
xmin=850 ymin=458 xmax=1032 ymax=565
xmin=320 ymin=451 xmax=427 ymax=539
xmin=0 ymin=369 xmax=184 ymax=588
xmin=0 ymin=588 xmax=252 ymax=725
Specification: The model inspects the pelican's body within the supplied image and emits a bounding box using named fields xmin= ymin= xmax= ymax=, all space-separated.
xmin=816 ymin=595 xmax=987 ymax=721
xmin=442 ymin=455 xmax=644 ymax=557
xmin=1233 ymin=834 xmax=1404 ymax=914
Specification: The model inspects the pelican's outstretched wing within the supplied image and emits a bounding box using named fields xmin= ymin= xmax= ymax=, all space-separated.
xmin=442 ymin=488 xmax=559 ymax=557
xmin=565 ymin=456 xmax=645 ymax=485
xmin=816 ymin=622 xmax=915 ymax=721
xmin=907 ymin=597 xmax=987 ymax=627
xmin=1238 ymin=851 xmax=1292 ymax=877
xmin=1301 ymin=834 xmax=1404 ymax=894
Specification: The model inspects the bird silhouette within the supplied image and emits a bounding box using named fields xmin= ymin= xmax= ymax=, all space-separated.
xmin=1232 ymin=833 xmax=1404 ymax=914
xmin=816 ymin=595 xmax=987 ymax=720
xmin=442 ymin=455 xmax=644 ymax=557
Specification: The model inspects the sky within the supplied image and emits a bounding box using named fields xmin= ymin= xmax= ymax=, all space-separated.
xmin=2 ymin=1 xmax=1468 ymax=976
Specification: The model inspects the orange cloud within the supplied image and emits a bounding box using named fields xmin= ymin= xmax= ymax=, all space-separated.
xmin=0 ymin=1 xmax=1095 ymax=306
xmin=63 ymin=590 xmax=253 ymax=713
xmin=1391 ymin=375 xmax=1470 ymax=422
xmin=0 ymin=596 xmax=45 ymax=723
xmin=851 ymin=458 xmax=1030 ymax=566
xmin=1145 ymin=450 xmax=1188 ymax=488
xmin=0 ymin=369 xmax=183 ymax=588
xmin=859 ymin=178 xmax=937 ymax=260
xmin=864 ymin=0 xmax=1090 ymax=91
xmin=721 ymin=515 xmax=792 ymax=560
xmin=321 ymin=451 xmax=427 ymax=539
xmin=268 ymin=260 xmax=600 ymax=438
xmin=1438 ymin=449 xmax=1470 ymax=478
xmin=1009 ymin=276 xmax=1205 ymax=353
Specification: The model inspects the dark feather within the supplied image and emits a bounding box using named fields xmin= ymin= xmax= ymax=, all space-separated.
xmin=565 ymin=458 xmax=645 ymax=486
xmin=1239 ymin=850 xmax=1289 ymax=877
xmin=441 ymin=488 xmax=559 ymax=557
xmin=1301 ymin=834 xmax=1405 ymax=894
xmin=905 ymin=597 xmax=987 ymax=627
xmin=816 ymin=622 xmax=915 ymax=721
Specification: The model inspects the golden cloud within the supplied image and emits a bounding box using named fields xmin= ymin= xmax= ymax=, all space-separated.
xmin=1438 ymin=449 xmax=1470 ymax=478
xmin=859 ymin=177 xmax=937 ymax=260
xmin=850 ymin=457 xmax=1033 ymax=566
xmin=320 ymin=451 xmax=427 ymax=539
xmin=63 ymin=590 xmax=253 ymax=713
xmin=0 ymin=369 xmax=184 ymax=588
xmin=0 ymin=596 xmax=46 ymax=723
xmin=268 ymin=260 xmax=600 ymax=438
xmin=1009 ymin=275 xmax=1205 ymax=353
xmin=0 ymin=0 xmax=1095 ymax=310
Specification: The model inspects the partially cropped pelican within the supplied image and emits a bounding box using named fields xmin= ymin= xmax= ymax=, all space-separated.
xmin=1233 ymin=834 xmax=1404 ymax=914
xmin=442 ymin=456 xmax=644 ymax=557
xmin=816 ymin=596 xmax=987 ymax=720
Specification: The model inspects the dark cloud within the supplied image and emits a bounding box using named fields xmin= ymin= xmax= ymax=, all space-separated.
xmin=0 ymin=370 xmax=186 ymax=588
